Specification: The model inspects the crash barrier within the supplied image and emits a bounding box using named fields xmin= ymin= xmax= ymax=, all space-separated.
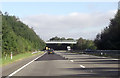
xmin=70 ymin=50 xmax=120 ymax=59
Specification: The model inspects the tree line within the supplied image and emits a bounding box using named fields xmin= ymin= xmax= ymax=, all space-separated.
xmin=94 ymin=10 xmax=120 ymax=50
xmin=2 ymin=12 xmax=46 ymax=56
xmin=76 ymin=38 xmax=96 ymax=50
xmin=49 ymin=36 xmax=74 ymax=41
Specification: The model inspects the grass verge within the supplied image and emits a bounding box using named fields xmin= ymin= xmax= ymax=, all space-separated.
xmin=0 ymin=51 xmax=44 ymax=66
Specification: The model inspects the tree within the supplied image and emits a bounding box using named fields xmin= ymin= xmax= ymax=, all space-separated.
xmin=49 ymin=37 xmax=74 ymax=41
xmin=60 ymin=37 xmax=66 ymax=40
xmin=67 ymin=38 xmax=74 ymax=40
xmin=76 ymin=38 xmax=96 ymax=50
xmin=94 ymin=10 xmax=120 ymax=50
xmin=2 ymin=12 xmax=46 ymax=55
xmin=49 ymin=36 xmax=60 ymax=41
xmin=4 ymin=12 xmax=9 ymax=16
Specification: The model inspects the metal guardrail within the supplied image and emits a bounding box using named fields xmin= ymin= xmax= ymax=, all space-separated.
xmin=70 ymin=50 xmax=120 ymax=59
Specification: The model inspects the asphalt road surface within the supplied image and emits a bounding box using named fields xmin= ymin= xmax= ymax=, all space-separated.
xmin=3 ymin=51 xmax=120 ymax=78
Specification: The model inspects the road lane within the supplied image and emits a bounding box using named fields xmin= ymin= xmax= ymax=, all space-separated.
xmin=13 ymin=53 xmax=93 ymax=76
xmin=56 ymin=51 xmax=120 ymax=77
xmin=2 ymin=53 xmax=46 ymax=76
xmin=5 ymin=51 xmax=120 ymax=78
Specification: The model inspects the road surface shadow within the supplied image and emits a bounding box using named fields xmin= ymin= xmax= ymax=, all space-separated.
xmin=69 ymin=57 xmax=109 ymax=59
xmin=74 ymin=60 xmax=120 ymax=64
xmin=63 ymin=53 xmax=79 ymax=55
xmin=61 ymin=74 xmax=119 ymax=78
xmin=35 ymin=53 xmax=67 ymax=61
xmin=2 ymin=76 xmax=115 ymax=78
xmin=74 ymin=62 xmax=119 ymax=64
xmin=61 ymin=67 xmax=120 ymax=77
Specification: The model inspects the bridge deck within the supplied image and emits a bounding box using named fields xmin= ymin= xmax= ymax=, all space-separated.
xmin=46 ymin=41 xmax=77 ymax=44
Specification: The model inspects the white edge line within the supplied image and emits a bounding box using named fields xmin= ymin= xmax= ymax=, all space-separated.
xmin=89 ymin=55 xmax=119 ymax=60
xmin=6 ymin=52 xmax=46 ymax=78
xmin=80 ymin=65 xmax=85 ymax=68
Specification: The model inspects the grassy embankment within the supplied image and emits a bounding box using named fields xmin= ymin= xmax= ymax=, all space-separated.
xmin=0 ymin=51 xmax=44 ymax=66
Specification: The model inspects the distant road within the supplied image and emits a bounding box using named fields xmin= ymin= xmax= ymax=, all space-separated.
xmin=3 ymin=51 xmax=120 ymax=78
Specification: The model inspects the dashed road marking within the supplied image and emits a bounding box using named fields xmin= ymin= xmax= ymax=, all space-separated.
xmin=70 ymin=60 xmax=74 ymax=62
xmin=80 ymin=65 xmax=85 ymax=68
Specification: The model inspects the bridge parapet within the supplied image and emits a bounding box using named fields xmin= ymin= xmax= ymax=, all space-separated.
xmin=46 ymin=40 xmax=77 ymax=44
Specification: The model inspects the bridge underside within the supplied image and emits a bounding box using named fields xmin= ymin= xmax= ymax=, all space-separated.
xmin=46 ymin=43 xmax=76 ymax=50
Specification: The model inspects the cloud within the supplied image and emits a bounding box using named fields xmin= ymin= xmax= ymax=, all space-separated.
xmin=21 ymin=10 xmax=117 ymax=41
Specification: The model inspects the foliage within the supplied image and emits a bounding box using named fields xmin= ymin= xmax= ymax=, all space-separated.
xmin=76 ymin=38 xmax=97 ymax=50
xmin=67 ymin=38 xmax=74 ymax=40
xmin=2 ymin=13 xmax=46 ymax=55
xmin=94 ymin=10 xmax=120 ymax=50
xmin=49 ymin=36 xmax=74 ymax=41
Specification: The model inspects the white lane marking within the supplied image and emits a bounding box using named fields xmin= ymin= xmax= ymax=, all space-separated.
xmin=87 ymin=54 xmax=119 ymax=61
xmin=80 ymin=65 xmax=85 ymax=68
xmin=101 ymin=56 xmax=119 ymax=60
xmin=6 ymin=52 xmax=46 ymax=78
xmin=70 ymin=60 xmax=74 ymax=62
xmin=112 ymin=59 xmax=119 ymax=60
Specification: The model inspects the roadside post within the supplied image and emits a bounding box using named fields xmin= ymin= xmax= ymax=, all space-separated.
xmin=11 ymin=52 xmax=12 ymax=60
xmin=5 ymin=54 xmax=7 ymax=60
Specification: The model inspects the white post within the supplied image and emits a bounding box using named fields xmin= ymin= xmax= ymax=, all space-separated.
xmin=11 ymin=52 xmax=12 ymax=60
xmin=5 ymin=54 xmax=7 ymax=60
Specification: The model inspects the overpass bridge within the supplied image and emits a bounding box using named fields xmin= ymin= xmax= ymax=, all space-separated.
xmin=45 ymin=40 xmax=77 ymax=44
xmin=45 ymin=40 xmax=77 ymax=50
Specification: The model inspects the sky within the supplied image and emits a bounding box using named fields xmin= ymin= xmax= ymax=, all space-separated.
xmin=1 ymin=2 xmax=119 ymax=41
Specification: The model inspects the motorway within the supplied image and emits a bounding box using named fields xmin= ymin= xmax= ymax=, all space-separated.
xmin=2 ymin=51 xmax=120 ymax=78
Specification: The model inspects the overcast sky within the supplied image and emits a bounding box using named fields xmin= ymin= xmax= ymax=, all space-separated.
xmin=1 ymin=2 xmax=118 ymax=41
